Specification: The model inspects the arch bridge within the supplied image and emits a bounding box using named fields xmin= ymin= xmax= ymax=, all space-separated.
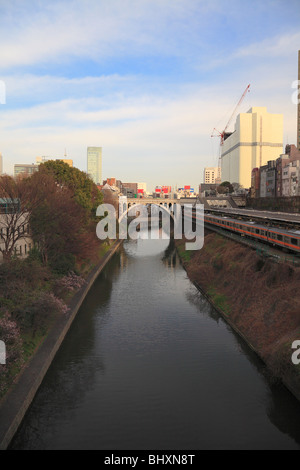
xmin=120 ymin=197 xmax=197 ymax=213
xmin=118 ymin=196 xmax=198 ymax=228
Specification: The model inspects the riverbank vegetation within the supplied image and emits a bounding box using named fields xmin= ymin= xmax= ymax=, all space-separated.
xmin=0 ymin=161 xmax=105 ymax=398
xmin=176 ymin=231 xmax=300 ymax=397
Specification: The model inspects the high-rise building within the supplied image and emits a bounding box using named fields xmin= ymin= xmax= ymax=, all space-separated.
xmin=297 ymin=50 xmax=300 ymax=151
xmin=87 ymin=147 xmax=102 ymax=185
xmin=221 ymin=107 xmax=283 ymax=188
xmin=203 ymin=167 xmax=221 ymax=184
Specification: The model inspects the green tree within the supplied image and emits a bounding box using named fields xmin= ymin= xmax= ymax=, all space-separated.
xmin=217 ymin=181 xmax=234 ymax=194
xmin=41 ymin=160 xmax=103 ymax=218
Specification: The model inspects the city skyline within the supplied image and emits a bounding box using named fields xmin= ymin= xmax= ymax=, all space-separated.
xmin=0 ymin=1 xmax=299 ymax=191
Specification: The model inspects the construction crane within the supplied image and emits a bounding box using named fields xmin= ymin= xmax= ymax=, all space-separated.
xmin=211 ymin=84 xmax=251 ymax=171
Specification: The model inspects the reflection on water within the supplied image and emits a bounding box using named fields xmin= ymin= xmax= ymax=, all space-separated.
xmin=10 ymin=232 xmax=300 ymax=450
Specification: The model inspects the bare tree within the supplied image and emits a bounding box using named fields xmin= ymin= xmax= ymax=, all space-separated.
xmin=0 ymin=175 xmax=37 ymax=261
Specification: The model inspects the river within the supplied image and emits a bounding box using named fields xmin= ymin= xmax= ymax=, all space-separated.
xmin=10 ymin=233 xmax=300 ymax=449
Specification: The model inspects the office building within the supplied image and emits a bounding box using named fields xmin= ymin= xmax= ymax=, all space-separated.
xmin=221 ymin=107 xmax=283 ymax=189
xmin=14 ymin=164 xmax=39 ymax=178
xmin=137 ymin=182 xmax=147 ymax=195
xmin=122 ymin=182 xmax=138 ymax=197
xmin=36 ymin=156 xmax=73 ymax=167
xmin=87 ymin=147 xmax=102 ymax=185
xmin=203 ymin=167 xmax=221 ymax=184
xmin=276 ymin=154 xmax=290 ymax=197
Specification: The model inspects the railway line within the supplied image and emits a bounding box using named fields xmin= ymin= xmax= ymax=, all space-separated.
xmin=205 ymin=207 xmax=300 ymax=230
xmin=188 ymin=206 xmax=300 ymax=264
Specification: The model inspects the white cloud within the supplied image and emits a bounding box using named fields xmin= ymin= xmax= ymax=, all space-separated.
xmin=0 ymin=0 xmax=219 ymax=68
xmin=0 ymin=0 xmax=299 ymax=191
xmin=0 ymin=73 xmax=296 ymax=190
xmin=234 ymin=31 xmax=300 ymax=59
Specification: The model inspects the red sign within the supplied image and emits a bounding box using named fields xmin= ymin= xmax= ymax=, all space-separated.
xmin=162 ymin=186 xmax=171 ymax=193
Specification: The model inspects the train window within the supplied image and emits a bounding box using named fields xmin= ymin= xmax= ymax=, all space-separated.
xmin=291 ymin=238 xmax=298 ymax=246
xmin=277 ymin=234 xmax=283 ymax=241
xmin=255 ymin=229 xmax=259 ymax=234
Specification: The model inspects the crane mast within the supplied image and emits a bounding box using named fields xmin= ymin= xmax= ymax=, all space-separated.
xmin=211 ymin=84 xmax=251 ymax=177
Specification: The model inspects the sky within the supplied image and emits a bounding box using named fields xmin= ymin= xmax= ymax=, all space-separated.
xmin=0 ymin=0 xmax=299 ymax=191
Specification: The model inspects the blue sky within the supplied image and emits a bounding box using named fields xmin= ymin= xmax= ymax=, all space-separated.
xmin=0 ymin=0 xmax=299 ymax=190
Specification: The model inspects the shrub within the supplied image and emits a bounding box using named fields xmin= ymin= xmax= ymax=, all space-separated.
xmin=0 ymin=312 xmax=24 ymax=394
xmin=19 ymin=292 xmax=69 ymax=336
xmin=56 ymin=271 xmax=86 ymax=294
xmin=49 ymin=252 xmax=76 ymax=275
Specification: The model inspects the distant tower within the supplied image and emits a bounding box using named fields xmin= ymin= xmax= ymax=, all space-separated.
xmin=87 ymin=147 xmax=102 ymax=185
xmin=298 ymin=50 xmax=300 ymax=151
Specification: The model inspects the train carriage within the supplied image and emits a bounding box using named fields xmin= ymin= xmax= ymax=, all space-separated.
xmin=202 ymin=213 xmax=300 ymax=254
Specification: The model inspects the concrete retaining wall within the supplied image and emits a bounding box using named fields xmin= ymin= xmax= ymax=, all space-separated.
xmin=0 ymin=240 xmax=123 ymax=450
xmin=247 ymin=196 xmax=300 ymax=213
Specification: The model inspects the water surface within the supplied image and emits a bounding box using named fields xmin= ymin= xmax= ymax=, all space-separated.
xmin=10 ymin=235 xmax=300 ymax=449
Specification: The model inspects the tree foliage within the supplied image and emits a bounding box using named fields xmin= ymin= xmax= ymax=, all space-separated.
xmin=29 ymin=171 xmax=99 ymax=273
xmin=217 ymin=181 xmax=234 ymax=194
xmin=41 ymin=160 xmax=103 ymax=218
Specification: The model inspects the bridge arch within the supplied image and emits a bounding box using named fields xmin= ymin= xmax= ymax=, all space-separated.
xmin=118 ymin=202 xmax=176 ymax=224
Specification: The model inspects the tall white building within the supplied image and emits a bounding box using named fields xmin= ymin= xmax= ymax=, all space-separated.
xmin=221 ymin=107 xmax=283 ymax=188
xmin=203 ymin=167 xmax=221 ymax=184
xmin=87 ymin=147 xmax=102 ymax=185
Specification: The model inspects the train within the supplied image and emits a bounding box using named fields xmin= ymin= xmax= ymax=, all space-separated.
xmin=203 ymin=212 xmax=300 ymax=254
